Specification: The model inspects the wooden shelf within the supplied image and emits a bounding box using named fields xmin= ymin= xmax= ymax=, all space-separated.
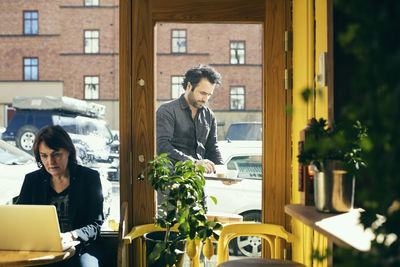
xmin=285 ymin=204 xmax=373 ymax=251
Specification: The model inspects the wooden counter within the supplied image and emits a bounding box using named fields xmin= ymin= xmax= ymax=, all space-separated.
xmin=285 ymin=204 xmax=374 ymax=251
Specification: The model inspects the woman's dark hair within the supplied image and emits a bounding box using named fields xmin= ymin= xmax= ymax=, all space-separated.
xmin=33 ymin=125 xmax=77 ymax=168
xmin=182 ymin=64 xmax=222 ymax=91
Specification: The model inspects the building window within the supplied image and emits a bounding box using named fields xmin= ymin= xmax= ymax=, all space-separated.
xmin=171 ymin=76 xmax=185 ymax=99
xmin=85 ymin=0 xmax=99 ymax=6
xmin=24 ymin=11 xmax=38 ymax=35
xmin=84 ymin=76 xmax=99 ymax=99
xmin=230 ymin=86 xmax=245 ymax=110
xmin=84 ymin=30 xmax=99 ymax=54
xmin=171 ymin=30 xmax=186 ymax=53
xmin=23 ymin=57 xmax=38 ymax=80
xmin=230 ymin=41 xmax=245 ymax=64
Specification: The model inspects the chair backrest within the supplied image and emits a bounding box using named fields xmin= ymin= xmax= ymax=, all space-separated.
xmin=122 ymin=224 xmax=202 ymax=267
xmin=117 ymin=201 xmax=128 ymax=267
xmin=217 ymin=222 xmax=296 ymax=265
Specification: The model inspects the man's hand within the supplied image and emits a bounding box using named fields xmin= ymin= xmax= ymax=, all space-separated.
xmin=195 ymin=159 xmax=215 ymax=174
xmin=221 ymin=180 xmax=238 ymax=185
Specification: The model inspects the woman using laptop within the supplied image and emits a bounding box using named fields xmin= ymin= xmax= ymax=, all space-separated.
xmin=17 ymin=125 xmax=103 ymax=267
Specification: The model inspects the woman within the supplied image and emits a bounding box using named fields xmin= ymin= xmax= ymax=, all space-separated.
xmin=17 ymin=125 xmax=104 ymax=267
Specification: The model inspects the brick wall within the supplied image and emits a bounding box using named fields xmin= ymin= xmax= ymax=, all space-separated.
xmin=156 ymin=23 xmax=262 ymax=112
xmin=0 ymin=0 xmax=119 ymax=100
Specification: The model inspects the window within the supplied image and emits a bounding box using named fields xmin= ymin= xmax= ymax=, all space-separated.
xmin=24 ymin=11 xmax=38 ymax=35
xmin=85 ymin=0 xmax=99 ymax=6
xmin=23 ymin=57 xmax=38 ymax=80
xmin=171 ymin=29 xmax=186 ymax=53
xmin=230 ymin=41 xmax=245 ymax=64
xmin=171 ymin=76 xmax=185 ymax=99
xmin=230 ymin=86 xmax=245 ymax=110
xmin=84 ymin=30 xmax=99 ymax=54
xmin=84 ymin=76 xmax=99 ymax=99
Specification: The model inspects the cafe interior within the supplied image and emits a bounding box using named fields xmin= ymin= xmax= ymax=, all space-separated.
xmin=1 ymin=0 xmax=398 ymax=267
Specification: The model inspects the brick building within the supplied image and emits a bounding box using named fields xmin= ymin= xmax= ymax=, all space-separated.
xmin=0 ymin=1 xmax=262 ymax=137
xmin=0 ymin=0 xmax=119 ymax=129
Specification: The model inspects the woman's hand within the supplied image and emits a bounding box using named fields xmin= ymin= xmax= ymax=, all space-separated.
xmin=60 ymin=231 xmax=78 ymax=244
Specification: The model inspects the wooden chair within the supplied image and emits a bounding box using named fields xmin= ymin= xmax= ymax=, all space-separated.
xmin=122 ymin=224 xmax=202 ymax=267
xmin=117 ymin=201 xmax=128 ymax=267
xmin=217 ymin=222 xmax=305 ymax=266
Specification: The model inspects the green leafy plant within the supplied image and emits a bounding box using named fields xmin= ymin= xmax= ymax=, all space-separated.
xmin=297 ymin=117 xmax=367 ymax=172
xmin=141 ymin=154 xmax=222 ymax=266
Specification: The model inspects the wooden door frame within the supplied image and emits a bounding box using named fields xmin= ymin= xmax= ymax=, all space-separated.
xmin=119 ymin=0 xmax=291 ymax=264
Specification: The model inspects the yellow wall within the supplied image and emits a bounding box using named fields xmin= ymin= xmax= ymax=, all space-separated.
xmin=292 ymin=0 xmax=330 ymax=266
xmin=315 ymin=0 xmax=329 ymax=119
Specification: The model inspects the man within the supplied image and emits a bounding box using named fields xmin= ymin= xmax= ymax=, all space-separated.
xmin=156 ymin=65 xmax=223 ymax=174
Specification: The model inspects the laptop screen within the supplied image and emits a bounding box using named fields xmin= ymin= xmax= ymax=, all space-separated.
xmin=0 ymin=205 xmax=64 ymax=251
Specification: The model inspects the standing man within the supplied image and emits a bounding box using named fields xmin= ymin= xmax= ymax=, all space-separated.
xmin=156 ymin=65 xmax=223 ymax=174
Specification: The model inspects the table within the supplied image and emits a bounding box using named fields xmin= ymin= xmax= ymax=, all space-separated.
xmin=285 ymin=204 xmax=374 ymax=251
xmin=0 ymin=247 xmax=75 ymax=266
xmin=206 ymin=211 xmax=243 ymax=223
xmin=218 ymin=258 xmax=305 ymax=267
xmin=204 ymin=174 xmax=243 ymax=183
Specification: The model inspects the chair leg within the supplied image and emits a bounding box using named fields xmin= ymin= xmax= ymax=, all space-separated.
xmin=190 ymin=239 xmax=201 ymax=267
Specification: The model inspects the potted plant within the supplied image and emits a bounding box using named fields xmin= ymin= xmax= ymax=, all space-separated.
xmin=298 ymin=118 xmax=367 ymax=212
xmin=140 ymin=154 xmax=223 ymax=267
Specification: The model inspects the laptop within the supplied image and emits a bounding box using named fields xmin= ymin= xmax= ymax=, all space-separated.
xmin=0 ymin=205 xmax=79 ymax=251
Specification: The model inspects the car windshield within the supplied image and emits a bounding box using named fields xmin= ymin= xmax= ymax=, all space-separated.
xmin=225 ymin=123 xmax=262 ymax=141
xmin=0 ymin=142 xmax=33 ymax=165
xmin=77 ymin=116 xmax=113 ymax=142
xmin=227 ymin=155 xmax=262 ymax=179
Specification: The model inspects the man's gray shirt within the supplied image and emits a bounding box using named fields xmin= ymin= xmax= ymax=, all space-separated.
xmin=156 ymin=94 xmax=223 ymax=164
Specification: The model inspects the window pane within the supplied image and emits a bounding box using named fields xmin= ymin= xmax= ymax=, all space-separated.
xmin=23 ymin=57 xmax=38 ymax=81
xmin=85 ymin=76 xmax=100 ymax=99
xmin=24 ymin=11 xmax=38 ymax=35
xmin=85 ymin=0 xmax=99 ymax=6
xmin=32 ymin=21 xmax=38 ymax=34
xmin=24 ymin=67 xmax=30 ymax=80
xmin=25 ymin=21 xmax=31 ymax=33
xmin=92 ymin=40 xmax=99 ymax=53
xmin=2 ymin=2 xmax=120 ymax=237
xmin=156 ymin=24 xmax=262 ymax=260
xmin=171 ymin=76 xmax=185 ymax=99
xmin=171 ymin=29 xmax=186 ymax=53
xmin=31 ymin=66 xmax=38 ymax=80
xmin=84 ymin=30 xmax=99 ymax=54
xmin=230 ymin=41 xmax=245 ymax=65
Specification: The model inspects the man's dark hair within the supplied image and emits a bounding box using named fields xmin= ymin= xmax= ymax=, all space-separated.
xmin=182 ymin=64 xmax=222 ymax=91
xmin=33 ymin=125 xmax=77 ymax=168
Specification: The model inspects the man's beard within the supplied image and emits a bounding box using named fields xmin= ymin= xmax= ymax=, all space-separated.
xmin=188 ymin=92 xmax=205 ymax=108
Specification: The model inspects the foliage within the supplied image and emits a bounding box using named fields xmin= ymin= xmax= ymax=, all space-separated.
xmin=333 ymin=0 xmax=400 ymax=266
xmin=141 ymin=154 xmax=222 ymax=266
xmin=297 ymin=117 xmax=367 ymax=173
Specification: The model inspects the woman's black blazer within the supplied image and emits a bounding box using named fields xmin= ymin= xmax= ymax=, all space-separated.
xmin=17 ymin=163 xmax=104 ymax=244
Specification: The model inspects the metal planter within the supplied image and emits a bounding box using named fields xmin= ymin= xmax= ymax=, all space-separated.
xmin=313 ymin=161 xmax=355 ymax=213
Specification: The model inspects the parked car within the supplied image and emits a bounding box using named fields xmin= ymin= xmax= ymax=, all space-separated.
xmin=2 ymin=96 xmax=119 ymax=165
xmin=0 ymin=139 xmax=113 ymax=221
xmin=0 ymin=139 xmax=38 ymax=205
xmin=225 ymin=122 xmax=262 ymax=141
xmin=204 ymin=140 xmax=262 ymax=257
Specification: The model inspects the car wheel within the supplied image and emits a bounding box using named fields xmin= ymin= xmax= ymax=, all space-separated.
xmin=230 ymin=210 xmax=262 ymax=257
xmin=16 ymin=125 xmax=38 ymax=153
